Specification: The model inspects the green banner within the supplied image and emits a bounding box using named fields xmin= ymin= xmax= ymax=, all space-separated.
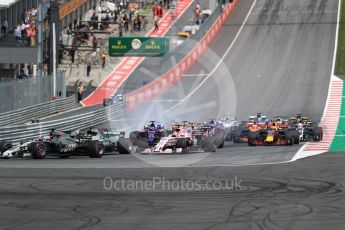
xmin=108 ymin=37 xmax=169 ymax=57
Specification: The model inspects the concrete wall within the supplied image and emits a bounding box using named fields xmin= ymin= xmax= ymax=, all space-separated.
xmin=0 ymin=47 xmax=37 ymax=63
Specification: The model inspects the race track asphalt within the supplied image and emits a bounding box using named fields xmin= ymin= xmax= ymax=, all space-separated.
xmin=143 ymin=0 xmax=337 ymax=123
xmin=0 ymin=0 xmax=342 ymax=229
xmin=1 ymin=152 xmax=345 ymax=229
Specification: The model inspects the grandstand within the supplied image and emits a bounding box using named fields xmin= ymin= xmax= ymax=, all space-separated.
xmin=0 ymin=0 xmax=96 ymax=111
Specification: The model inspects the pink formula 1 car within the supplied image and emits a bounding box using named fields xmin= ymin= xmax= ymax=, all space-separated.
xmin=149 ymin=121 xmax=224 ymax=154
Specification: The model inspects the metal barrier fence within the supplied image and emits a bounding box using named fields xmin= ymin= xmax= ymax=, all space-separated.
xmin=0 ymin=71 xmax=66 ymax=113
xmin=0 ymin=34 xmax=37 ymax=47
xmin=0 ymin=96 xmax=76 ymax=126
xmin=0 ymin=101 xmax=126 ymax=145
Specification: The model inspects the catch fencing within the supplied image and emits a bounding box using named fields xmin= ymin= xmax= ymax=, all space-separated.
xmin=0 ymin=71 xmax=66 ymax=113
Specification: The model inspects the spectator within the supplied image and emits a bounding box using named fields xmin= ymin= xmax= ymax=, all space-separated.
xmin=20 ymin=22 xmax=28 ymax=45
xmin=31 ymin=7 xmax=37 ymax=17
xmin=26 ymin=26 xmax=31 ymax=45
xmin=154 ymin=17 xmax=159 ymax=33
xmin=29 ymin=25 xmax=36 ymax=47
xmin=70 ymin=48 xmax=75 ymax=64
xmin=152 ymin=3 xmax=158 ymax=19
xmin=91 ymin=51 xmax=97 ymax=65
xmin=142 ymin=16 xmax=147 ymax=30
xmin=1 ymin=18 xmax=8 ymax=34
xmin=195 ymin=6 xmax=201 ymax=25
xmin=14 ymin=25 xmax=22 ymax=46
xmin=86 ymin=61 xmax=91 ymax=77
xmin=77 ymin=82 xmax=85 ymax=103
xmin=101 ymin=52 xmax=106 ymax=68
xmin=135 ymin=15 xmax=141 ymax=31
xmin=123 ymin=14 xmax=129 ymax=32
xmin=157 ymin=2 xmax=163 ymax=17
xmin=22 ymin=9 xmax=26 ymax=23
xmin=92 ymin=34 xmax=97 ymax=51
xmin=119 ymin=23 xmax=123 ymax=37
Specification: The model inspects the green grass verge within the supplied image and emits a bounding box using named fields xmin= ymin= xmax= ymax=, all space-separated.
xmin=335 ymin=0 xmax=345 ymax=75
xmin=329 ymin=85 xmax=345 ymax=151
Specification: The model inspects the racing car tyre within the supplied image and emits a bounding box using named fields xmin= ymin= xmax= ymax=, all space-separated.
xmin=312 ymin=127 xmax=323 ymax=141
xmin=248 ymin=132 xmax=257 ymax=146
xmin=284 ymin=130 xmax=294 ymax=146
xmin=292 ymin=130 xmax=300 ymax=144
xmin=176 ymin=138 xmax=190 ymax=153
xmin=202 ymin=138 xmax=216 ymax=152
xmin=0 ymin=141 xmax=13 ymax=153
xmin=233 ymin=138 xmax=241 ymax=143
xmin=88 ymin=141 xmax=104 ymax=158
xmin=225 ymin=133 xmax=233 ymax=141
xmin=218 ymin=140 xmax=224 ymax=148
xmin=29 ymin=142 xmax=47 ymax=159
xmin=117 ymin=138 xmax=132 ymax=154
xmin=130 ymin=131 xmax=149 ymax=149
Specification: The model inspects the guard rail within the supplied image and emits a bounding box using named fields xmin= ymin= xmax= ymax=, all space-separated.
xmin=0 ymin=101 xmax=126 ymax=145
xmin=0 ymin=96 xmax=76 ymax=126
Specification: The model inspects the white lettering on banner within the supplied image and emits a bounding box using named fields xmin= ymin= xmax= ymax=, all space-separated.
xmin=113 ymin=75 xmax=123 ymax=80
xmin=122 ymin=65 xmax=132 ymax=70
xmin=106 ymin=80 xmax=117 ymax=87
xmin=126 ymin=59 xmax=137 ymax=65
xmin=115 ymin=71 xmax=128 ymax=75
xmin=160 ymin=22 xmax=169 ymax=28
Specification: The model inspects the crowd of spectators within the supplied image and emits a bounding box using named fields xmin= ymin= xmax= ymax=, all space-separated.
xmin=0 ymin=8 xmax=37 ymax=46
xmin=61 ymin=0 xmax=170 ymax=67
xmin=12 ymin=7 xmax=37 ymax=47
xmin=59 ymin=0 xmax=181 ymax=77
xmin=63 ymin=0 xmax=170 ymax=46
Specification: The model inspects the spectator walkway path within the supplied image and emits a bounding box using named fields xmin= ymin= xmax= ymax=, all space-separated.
xmin=81 ymin=0 xmax=193 ymax=106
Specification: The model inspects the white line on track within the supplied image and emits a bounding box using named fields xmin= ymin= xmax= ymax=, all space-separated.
xmin=152 ymin=99 xmax=181 ymax=102
xmin=165 ymin=0 xmax=258 ymax=112
xmin=182 ymin=74 xmax=210 ymax=77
